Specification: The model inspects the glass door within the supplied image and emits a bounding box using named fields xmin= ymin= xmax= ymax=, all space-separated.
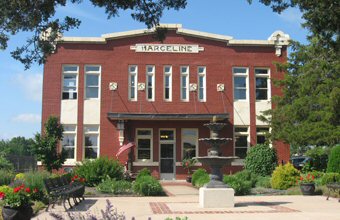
xmin=159 ymin=129 xmax=175 ymax=180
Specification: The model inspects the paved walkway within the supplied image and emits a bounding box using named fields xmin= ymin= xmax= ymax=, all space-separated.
xmin=34 ymin=181 xmax=340 ymax=220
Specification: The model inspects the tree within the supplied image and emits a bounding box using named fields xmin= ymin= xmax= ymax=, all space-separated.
xmin=0 ymin=136 xmax=35 ymax=156
xmin=0 ymin=0 xmax=187 ymax=69
xmin=31 ymin=116 xmax=67 ymax=172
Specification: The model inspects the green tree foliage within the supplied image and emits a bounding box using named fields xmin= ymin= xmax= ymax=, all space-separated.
xmin=244 ymin=144 xmax=278 ymax=176
xmin=305 ymin=147 xmax=329 ymax=172
xmin=0 ymin=0 xmax=186 ymax=69
xmin=327 ymin=145 xmax=340 ymax=173
xmin=0 ymin=136 xmax=34 ymax=156
xmin=31 ymin=116 xmax=66 ymax=172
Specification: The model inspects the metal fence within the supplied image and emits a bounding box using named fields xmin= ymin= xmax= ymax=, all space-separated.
xmin=6 ymin=154 xmax=37 ymax=172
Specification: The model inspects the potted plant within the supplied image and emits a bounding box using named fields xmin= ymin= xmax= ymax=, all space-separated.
xmin=0 ymin=184 xmax=38 ymax=220
xmin=182 ymin=158 xmax=197 ymax=183
xmin=298 ymin=173 xmax=316 ymax=195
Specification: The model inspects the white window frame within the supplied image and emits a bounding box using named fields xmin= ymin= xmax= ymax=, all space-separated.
xmin=146 ymin=65 xmax=155 ymax=101
xmin=136 ymin=128 xmax=153 ymax=162
xmin=234 ymin=126 xmax=249 ymax=159
xmin=180 ymin=66 xmax=189 ymax=101
xmin=198 ymin=66 xmax=206 ymax=102
xmin=62 ymin=65 xmax=79 ymax=100
xmin=181 ymin=128 xmax=198 ymax=160
xmin=62 ymin=125 xmax=77 ymax=162
xmin=233 ymin=67 xmax=249 ymax=101
xmin=84 ymin=125 xmax=100 ymax=159
xmin=163 ymin=65 xmax=172 ymax=101
xmin=255 ymin=68 xmax=271 ymax=101
xmin=85 ymin=65 xmax=101 ymax=99
xmin=128 ymin=65 xmax=138 ymax=101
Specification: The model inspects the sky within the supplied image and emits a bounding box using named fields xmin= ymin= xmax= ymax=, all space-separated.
xmin=0 ymin=0 xmax=308 ymax=140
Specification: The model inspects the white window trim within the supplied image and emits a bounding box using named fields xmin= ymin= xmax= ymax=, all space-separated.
xmin=181 ymin=128 xmax=199 ymax=160
xmin=180 ymin=66 xmax=189 ymax=102
xmin=163 ymin=66 xmax=172 ymax=101
xmin=84 ymin=125 xmax=100 ymax=159
xmin=255 ymin=68 xmax=271 ymax=102
xmin=136 ymin=128 xmax=153 ymax=162
xmin=128 ymin=65 xmax=138 ymax=101
xmin=198 ymin=66 xmax=206 ymax=102
xmin=62 ymin=125 xmax=77 ymax=164
xmin=85 ymin=65 xmax=101 ymax=100
xmin=234 ymin=126 xmax=250 ymax=158
xmin=62 ymin=65 xmax=79 ymax=100
xmin=233 ymin=67 xmax=249 ymax=102
xmin=146 ymin=65 xmax=155 ymax=101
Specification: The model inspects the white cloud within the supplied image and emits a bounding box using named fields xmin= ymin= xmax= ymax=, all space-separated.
xmin=13 ymin=73 xmax=42 ymax=101
xmin=58 ymin=4 xmax=104 ymax=23
xmin=12 ymin=114 xmax=41 ymax=123
xmin=278 ymin=8 xmax=304 ymax=25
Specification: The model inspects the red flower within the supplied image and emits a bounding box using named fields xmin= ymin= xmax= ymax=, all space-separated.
xmin=74 ymin=175 xmax=78 ymax=179
xmin=25 ymin=188 xmax=31 ymax=193
xmin=312 ymin=175 xmax=315 ymax=180
xmin=80 ymin=178 xmax=85 ymax=182
xmin=33 ymin=188 xmax=39 ymax=193
xmin=71 ymin=177 xmax=75 ymax=181
xmin=300 ymin=177 xmax=304 ymax=181
xmin=0 ymin=192 xmax=5 ymax=200
xmin=13 ymin=187 xmax=21 ymax=193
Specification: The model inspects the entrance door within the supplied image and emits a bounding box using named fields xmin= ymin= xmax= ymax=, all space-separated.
xmin=159 ymin=129 xmax=175 ymax=180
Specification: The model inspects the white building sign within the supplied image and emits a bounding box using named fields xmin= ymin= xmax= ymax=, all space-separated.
xmin=130 ymin=44 xmax=204 ymax=53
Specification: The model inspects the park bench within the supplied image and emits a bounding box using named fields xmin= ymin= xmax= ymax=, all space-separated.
xmin=326 ymin=183 xmax=340 ymax=202
xmin=43 ymin=175 xmax=85 ymax=211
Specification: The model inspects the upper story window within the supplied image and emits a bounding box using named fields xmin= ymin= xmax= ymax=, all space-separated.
xmin=146 ymin=65 xmax=155 ymax=101
xmin=255 ymin=68 xmax=270 ymax=101
xmin=84 ymin=125 xmax=99 ymax=159
xmin=62 ymin=65 xmax=78 ymax=100
xmin=62 ymin=125 xmax=76 ymax=160
xmin=128 ymin=65 xmax=137 ymax=101
xmin=180 ymin=66 xmax=189 ymax=101
xmin=164 ymin=66 xmax=172 ymax=101
xmin=198 ymin=66 xmax=206 ymax=102
xmin=233 ymin=67 xmax=248 ymax=101
xmin=85 ymin=65 xmax=101 ymax=99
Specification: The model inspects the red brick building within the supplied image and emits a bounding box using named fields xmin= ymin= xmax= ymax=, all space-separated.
xmin=42 ymin=24 xmax=290 ymax=179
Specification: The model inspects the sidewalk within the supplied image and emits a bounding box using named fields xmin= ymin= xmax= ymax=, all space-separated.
xmin=34 ymin=182 xmax=340 ymax=220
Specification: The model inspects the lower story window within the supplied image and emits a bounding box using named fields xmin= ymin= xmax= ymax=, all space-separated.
xmin=182 ymin=129 xmax=198 ymax=159
xmin=136 ymin=129 xmax=152 ymax=161
xmin=234 ymin=126 xmax=249 ymax=159
xmin=256 ymin=127 xmax=270 ymax=145
xmin=62 ymin=125 xmax=76 ymax=159
xmin=84 ymin=125 xmax=99 ymax=159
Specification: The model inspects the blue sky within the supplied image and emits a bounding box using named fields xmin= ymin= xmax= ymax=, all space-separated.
xmin=0 ymin=0 xmax=308 ymax=140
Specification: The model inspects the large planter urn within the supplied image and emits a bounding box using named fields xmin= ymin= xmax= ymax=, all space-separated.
xmin=186 ymin=176 xmax=192 ymax=183
xmin=2 ymin=205 xmax=33 ymax=220
xmin=300 ymin=183 xmax=315 ymax=195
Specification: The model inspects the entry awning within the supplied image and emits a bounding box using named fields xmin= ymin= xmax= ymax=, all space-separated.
xmin=107 ymin=113 xmax=229 ymax=121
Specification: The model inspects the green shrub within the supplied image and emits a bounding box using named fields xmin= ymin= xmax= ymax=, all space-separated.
xmin=0 ymin=185 xmax=12 ymax=194
xmin=305 ymin=147 xmax=329 ymax=172
xmin=191 ymin=168 xmax=209 ymax=187
xmin=321 ymin=172 xmax=340 ymax=185
xmin=133 ymin=175 xmax=164 ymax=196
xmin=233 ymin=170 xmax=258 ymax=187
xmin=271 ymin=163 xmax=300 ymax=190
xmin=244 ymin=144 xmax=278 ymax=176
xmin=97 ymin=178 xmax=132 ymax=194
xmin=0 ymin=169 xmax=15 ymax=186
xmin=327 ymin=145 xmax=340 ymax=173
xmin=136 ymin=168 xmax=151 ymax=179
xmin=75 ymin=157 xmax=124 ymax=186
xmin=223 ymin=175 xmax=252 ymax=195
xmin=255 ymin=176 xmax=272 ymax=188
xmin=0 ymin=156 xmax=13 ymax=170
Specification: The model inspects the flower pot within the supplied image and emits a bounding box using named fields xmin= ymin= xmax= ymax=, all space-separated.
xmin=300 ymin=183 xmax=315 ymax=195
xmin=2 ymin=205 xmax=33 ymax=220
xmin=186 ymin=176 xmax=192 ymax=183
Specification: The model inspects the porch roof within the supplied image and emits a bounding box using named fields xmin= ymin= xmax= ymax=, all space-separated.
xmin=107 ymin=113 xmax=229 ymax=121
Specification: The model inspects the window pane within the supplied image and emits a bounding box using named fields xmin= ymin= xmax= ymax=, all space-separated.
xmin=256 ymin=78 xmax=267 ymax=88
xmin=234 ymin=88 xmax=246 ymax=100
xmin=86 ymin=87 xmax=99 ymax=98
xmin=63 ymin=147 xmax=75 ymax=159
xmin=62 ymin=92 xmax=77 ymax=100
xmin=64 ymin=125 xmax=76 ymax=132
xmin=147 ymin=66 xmax=154 ymax=73
xmin=86 ymin=66 xmax=100 ymax=72
xmin=85 ymin=147 xmax=98 ymax=159
xmin=130 ymin=87 xmax=135 ymax=99
xmin=233 ymin=68 xmax=247 ymax=74
xmin=84 ymin=126 xmax=99 ymax=132
xmin=160 ymin=130 xmax=174 ymax=141
xmin=199 ymin=76 xmax=204 ymax=85
xmin=256 ymin=89 xmax=267 ymax=100
xmin=235 ymin=136 xmax=247 ymax=147
xmin=64 ymin=75 xmax=77 ymax=87
xmin=199 ymin=88 xmax=204 ymax=100
xmin=130 ymin=75 xmax=135 ymax=86
xmin=235 ymin=127 xmax=248 ymax=132
xmin=165 ymin=88 xmax=169 ymax=99
xmin=62 ymin=134 xmax=75 ymax=146
xmin=181 ymin=67 xmax=187 ymax=73
xmin=234 ymin=77 xmax=246 ymax=88
xmin=137 ymin=130 xmax=151 ymax=136
xmin=130 ymin=66 xmax=136 ymax=72
xmin=138 ymin=150 xmax=150 ymax=160
xmin=148 ymin=88 xmax=153 ymax=99
xmin=181 ymin=76 xmax=187 ymax=86
xmin=165 ymin=76 xmax=170 ymax=87
xmin=256 ymin=127 xmax=269 ymax=133
xmin=181 ymin=89 xmax=187 ymax=99
xmin=63 ymin=66 xmax=78 ymax=72
xmin=182 ymin=129 xmax=197 ymax=159
xmin=85 ymin=135 xmax=98 ymax=146
xmin=198 ymin=67 xmax=205 ymax=74
xmin=138 ymin=139 xmax=151 ymax=149
xmin=164 ymin=66 xmax=171 ymax=73
xmin=160 ymin=144 xmax=173 ymax=158
xmin=255 ymin=69 xmax=268 ymax=74
xmin=257 ymin=135 xmax=266 ymax=144
xmin=147 ymin=75 xmax=153 ymax=87
xmin=236 ymin=148 xmax=247 ymax=159
xmin=86 ymin=75 xmax=99 ymax=86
